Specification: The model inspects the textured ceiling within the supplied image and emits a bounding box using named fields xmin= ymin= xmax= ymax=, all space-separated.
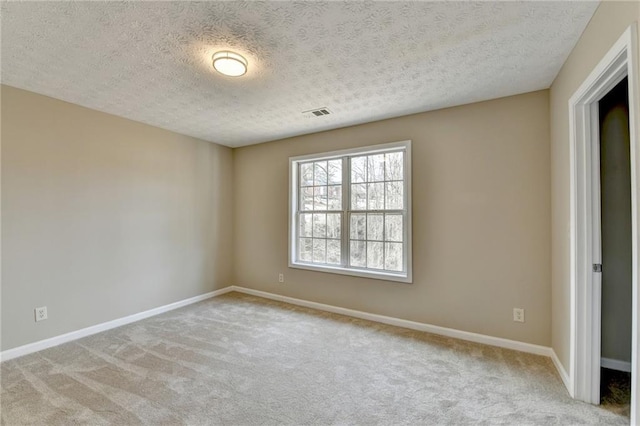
xmin=1 ymin=1 xmax=598 ymax=147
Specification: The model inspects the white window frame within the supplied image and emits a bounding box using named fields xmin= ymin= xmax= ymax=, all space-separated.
xmin=288 ymin=140 xmax=412 ymax=283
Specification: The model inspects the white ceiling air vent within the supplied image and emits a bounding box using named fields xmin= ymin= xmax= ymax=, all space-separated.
xmin=302 ymin=107 xmax=332 ymax=118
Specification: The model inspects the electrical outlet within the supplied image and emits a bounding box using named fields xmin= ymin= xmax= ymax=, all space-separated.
xmin=513 ymin=308 xmax=525 ymax=323
xmin=278 ymin=273 xmax=284 ymax=283
xmin=35 ymin=306 xmax=48 ymax=322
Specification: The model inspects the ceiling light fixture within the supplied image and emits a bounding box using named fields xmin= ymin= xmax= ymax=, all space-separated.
xmin=212 ymin=51 xmax=247 ymax=77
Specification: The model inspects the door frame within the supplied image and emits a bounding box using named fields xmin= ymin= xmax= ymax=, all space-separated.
xmin=569 ymin=23 xmax=639 ymax=423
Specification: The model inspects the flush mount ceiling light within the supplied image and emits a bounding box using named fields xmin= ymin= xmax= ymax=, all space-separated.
xmin=212 ymin=51 xmax=247 ymax=77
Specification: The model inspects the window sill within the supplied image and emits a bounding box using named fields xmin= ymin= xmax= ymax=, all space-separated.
xmin=289 ymin=262 xmax=412 ymax=284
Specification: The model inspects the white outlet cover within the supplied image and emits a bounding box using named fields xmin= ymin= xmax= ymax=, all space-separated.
xmin=513 ymin=308 xmax=525 ymax=323
xmin=35 ymin=306 xmax=48 ymax=322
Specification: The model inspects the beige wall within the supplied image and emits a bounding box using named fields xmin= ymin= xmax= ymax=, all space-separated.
xmin=234 ymin=91 xmax=551 ymax=346
xmin=1 ymin=86 xmax=234 ymax=351
xmin=550 ymin=1 xmax=640 ymax=372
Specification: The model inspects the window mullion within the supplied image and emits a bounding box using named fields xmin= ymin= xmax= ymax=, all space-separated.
xmin=295 ymin=211 xmax=300 ymax=262
xmin=342 ymin=156 xmax=349 ymax=268
xmin=383 ymin=154 xmax=387 ymax=270
xmin=295 ymin=164 xmax=302 ymax=263
xmin=403 ymin=150 xmax=408 ymax=273
xmin=382 ymin=211 xmax=386 ymax=271
xmin=403 ymin=210 xmax=408 ymax=274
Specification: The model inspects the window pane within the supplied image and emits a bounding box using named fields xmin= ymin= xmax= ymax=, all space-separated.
xmin=385 ymin=214 xmax=403 ymax=242
xmin=368 ymin=154 xmax=385 ymax=182
xmin=314 ymin=161 xmax=328 ymax=185
xmin=314 ymin=186 xmax=328 ymax=210
xmin=293 ymin=144 xmax=409 ymax=279
xmin=368 ymin=182 xmax=384 ymax=210
xmin=327 ymin=185 xmax=342 ymax=210
xmin=327 ymin=240 xmax=341 ymax=265
xmin=300 ymin=187 xmax=314 ymax=211
xmin=367 ymin=241 xmax=384 ymax=269
xmin=313 ymin=239 xmax=326 ymax=263
xmin=350 ymin=240 xmax=366 ymax=267
xmin=351 ymin=156 xmax=367 ymax=183
xmin=313 ymin=213 xmax=326 ymax=238
xmin=367 ymin=214 xmax=383 ymax=241
xmin=299 ymin=213 xmax=313 ymax=237
xmin=385 ymin=242 xmax=403 ymax=271
xmin=350 ymin=214 xmax=366 ymax=240
xmin=328 ymin=160 xmax=342 ymax=184
xmin=327 ymin=213 xmax=341 ymax=239
xmin=385 ymin=152 xmax=403 ymax=181
xmin=299 ymin=238 xmax=313 ymax=261
xmin=385 ymin=181 xmax=403 ymax=210
xmin=300 ymin=163 xmax=314 ymax=186
xmin=351 ymin=183 xmax=367 ymax=210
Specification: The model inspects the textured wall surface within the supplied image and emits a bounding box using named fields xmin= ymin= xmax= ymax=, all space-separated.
xmin=1 ymin=1 xmax=595 ymax=147
xmin=234 ymin=91 xmax=551 ymax=346
xmin=549 ymin=1 xmax=640 ymax=373
xmin=1 ymin=86 xmax=234 ymax=351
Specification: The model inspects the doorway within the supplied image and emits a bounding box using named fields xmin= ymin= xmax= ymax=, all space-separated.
xmin=569 ymin=23 xmax=639 ymax=425
xmin=598 ymin=77 xmax=632 ymax=417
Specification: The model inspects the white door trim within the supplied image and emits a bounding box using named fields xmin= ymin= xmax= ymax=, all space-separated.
xmin=569 ymin=23 xmax=639 ymax=424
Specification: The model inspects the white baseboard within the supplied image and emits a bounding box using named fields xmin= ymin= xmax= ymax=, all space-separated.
xmin=0 ymin=287 xmax=234 ymax=362
xmin=601 ymin=357 xmax=632 ymax=373
xmin=228 ymin=287 xmax=579 ymax=395
xmin=229 ymin=286 xmax=553 ymax=357
xmin=1 ymin=283 xmax=571 ymax=397
xmin=551 ymin=349 xmax=572 ymax=393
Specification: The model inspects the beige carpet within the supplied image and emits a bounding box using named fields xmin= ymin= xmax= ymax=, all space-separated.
xmin=1 ymin=292 xmax=628 ymax=425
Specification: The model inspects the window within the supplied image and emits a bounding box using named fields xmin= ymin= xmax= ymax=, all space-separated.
xmin=289 ymin=141 xmax=412 ymax=283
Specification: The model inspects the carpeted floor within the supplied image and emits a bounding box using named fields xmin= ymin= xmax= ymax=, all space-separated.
xmin=0 ymin=292 xmax=628 ymax=425
xmin=601 ymin=367 xmax=631 ymax=418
